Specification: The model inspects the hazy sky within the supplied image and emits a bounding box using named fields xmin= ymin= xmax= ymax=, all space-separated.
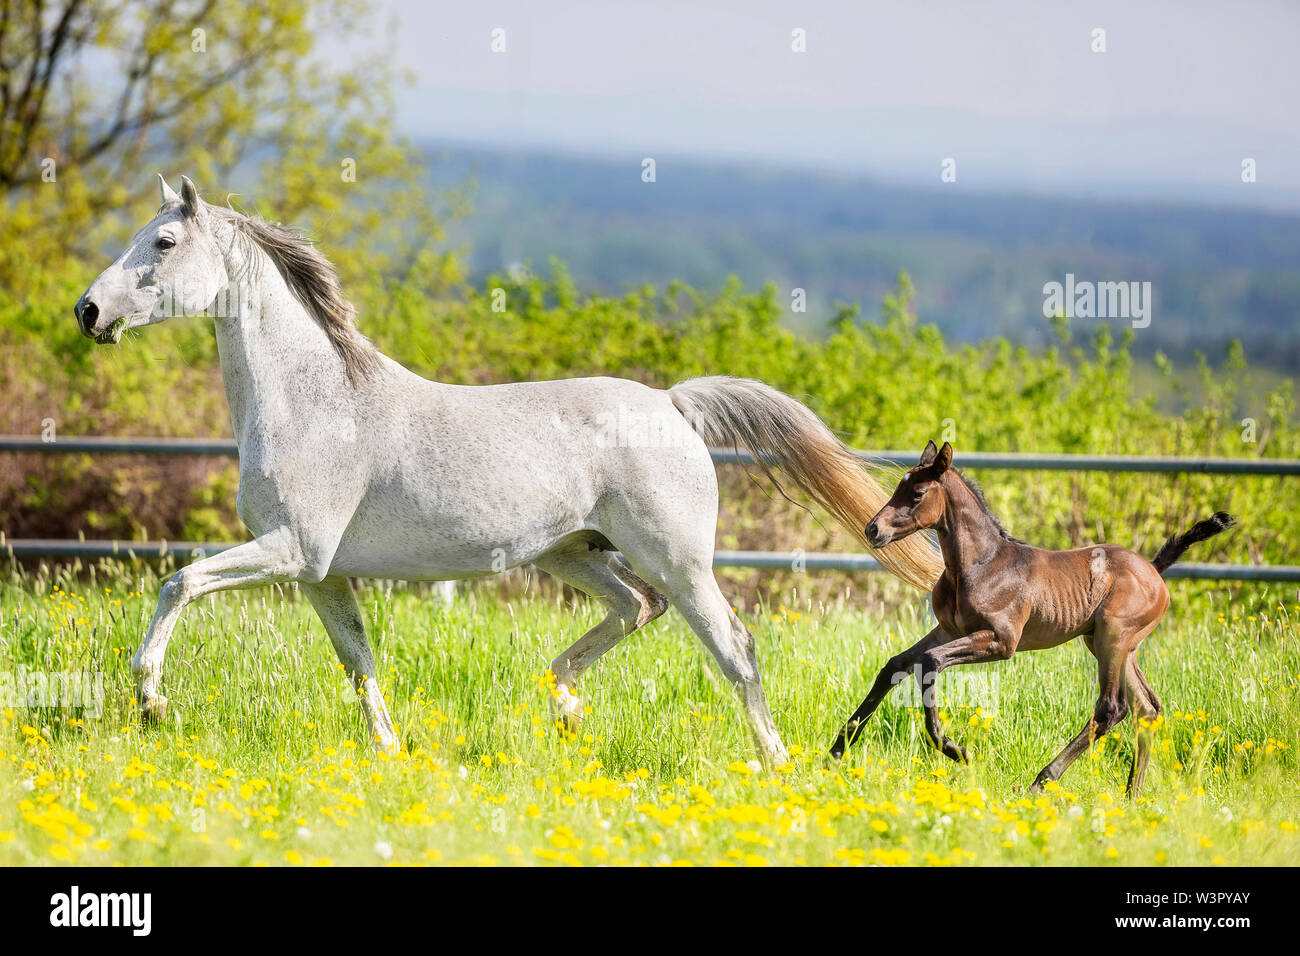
xmin=377 ymin=0 xmax=1300 ymax=208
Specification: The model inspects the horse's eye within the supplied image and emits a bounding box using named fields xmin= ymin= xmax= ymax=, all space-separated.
xmin=155 ymin=236 xmax=176 ymax=251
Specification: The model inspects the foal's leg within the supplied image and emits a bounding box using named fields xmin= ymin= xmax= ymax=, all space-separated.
xmin=132 ymin=529 xmax=315 ymax=722
xmin=300 ymin=576 xmax=399 ymax=754
xmin=534 ymin=548 xmax=668 ymax=732
xmin=918 ymin=628 xmax=1017 ymax=763
xmin=1030 ymin=634 xmax=1130 ymax=790
xmin=829 ymin=626 xmax=951 ymax=758
xmin=1123 ymin=657 xmax=1162 ymax=797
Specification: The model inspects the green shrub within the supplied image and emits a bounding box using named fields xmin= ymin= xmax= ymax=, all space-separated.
xmin=2 ymin=264 xmax=1295 ymax=603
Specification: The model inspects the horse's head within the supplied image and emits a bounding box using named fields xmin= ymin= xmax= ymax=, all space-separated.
xmin=865 ymin=439 xmax=952 ymax=547
xmin=75 ymin=175 xmax=229 ymax=344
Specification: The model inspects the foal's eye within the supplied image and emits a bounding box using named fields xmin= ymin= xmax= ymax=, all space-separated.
xmin=155 ymin=236 xmax=176 ymax=251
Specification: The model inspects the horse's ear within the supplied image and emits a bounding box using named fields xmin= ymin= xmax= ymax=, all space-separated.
xmin=158 ymin=174 xmax=180 ymax=205
xmin=179 ymin=175 xmax=207 ymax=223
xmin=918 ymin=440 xmax=938 ymax=467
xmin=935 ymin=441 xmax=954 ymax=473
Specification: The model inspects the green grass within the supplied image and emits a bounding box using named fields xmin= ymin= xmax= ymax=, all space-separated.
xmin=1 ymin=559 xmax=1297 ymax=866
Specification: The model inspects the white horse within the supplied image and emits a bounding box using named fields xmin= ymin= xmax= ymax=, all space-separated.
xmin=75 ymin=175 xmax=941 ymax=764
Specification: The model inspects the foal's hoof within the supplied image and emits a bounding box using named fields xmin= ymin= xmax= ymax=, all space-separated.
xmin=829 ymin=722 xmax=858 ymax=760
xmin=139 ymin=694 xmax=169 ymax=725
xmin=941 ymin=739 xmax=970 ymax=764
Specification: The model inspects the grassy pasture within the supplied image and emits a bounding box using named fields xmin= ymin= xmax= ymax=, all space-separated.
xmin=1 ymin=559 xmax=1296 ymax=866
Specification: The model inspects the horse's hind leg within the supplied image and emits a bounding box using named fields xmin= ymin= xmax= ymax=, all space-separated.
xmin=658 ymin=565 xmax=789 ymax=767
xmin=534 ymin=548 xmax=668 ymax=732
xmin=1124 ymin=657 xmax=1162 ymax=797
xmin=606 ymin=458 xmax=787 ymax=765
xmin=300 ymin=575 xmax=399 ymax=754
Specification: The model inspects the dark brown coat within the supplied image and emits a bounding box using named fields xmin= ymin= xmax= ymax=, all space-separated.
xmin=830 ymin=440 xmax=1234 ymax=796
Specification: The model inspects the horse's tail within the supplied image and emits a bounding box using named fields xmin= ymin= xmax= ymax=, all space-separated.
xmin=1150 ymin=512 xmax=1235 ymax=575
xmin=669 ymin=376 xmax=943 ymax=592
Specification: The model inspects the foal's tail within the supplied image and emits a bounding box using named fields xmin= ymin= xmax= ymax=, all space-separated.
xmin=669 ymin=376 xmax=943 ymax=592
xmin=1150 ymin=512 xmax=1236 ymax=575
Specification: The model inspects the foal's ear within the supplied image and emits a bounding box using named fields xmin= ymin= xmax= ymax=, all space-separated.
xmin=918 ymin=440 xmax=939 ymax=467
xmin=934 ymin=441 xmax=954 ymax=473
xmin=179 ymin=175 xmax=207 ymax=224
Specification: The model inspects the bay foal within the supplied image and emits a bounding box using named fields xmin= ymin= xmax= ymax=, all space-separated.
xmin=831 ymin=440 xmax=1234 ymax=796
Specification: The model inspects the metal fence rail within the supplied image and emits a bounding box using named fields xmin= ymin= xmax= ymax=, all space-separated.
xmin=0 ymin=436 xmax=240 ymax=456
xmin=714 ymin=448 xmax=1300 ymax=475
xmin=3 ymin=435 xmax=1298 ymax=581
xmin=3 ymin=539 xmax=1299 ymax=583
xmin=714 ymin=551 xmax=1300 ymax=582
xmin=4 ymin=435 xmax=1299 ymax=474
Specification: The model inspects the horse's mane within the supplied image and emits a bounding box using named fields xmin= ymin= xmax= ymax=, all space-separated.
xmin=952 ymin=468 xmax=1022 ymax=543
xmin=188 ymin=200 xmax=380 ymax=385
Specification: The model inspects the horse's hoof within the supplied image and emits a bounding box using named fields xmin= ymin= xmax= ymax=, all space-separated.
xmin=558 ymin=711 xmax=582 ymax=736
xmin=551 ymin=685 xmax=583 ymax=736
xmin=550 ymin=702 xmax=582 ymax=736
xmin=140 ymin=694 xmax=168 ymax=725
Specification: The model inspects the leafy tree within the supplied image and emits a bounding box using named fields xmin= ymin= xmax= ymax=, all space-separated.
xmin=0 ymin=0 xmax=451 ymax=291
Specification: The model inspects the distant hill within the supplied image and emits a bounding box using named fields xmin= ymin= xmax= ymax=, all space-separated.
xmin=423 ymin=144 xmax=1300 ymax=373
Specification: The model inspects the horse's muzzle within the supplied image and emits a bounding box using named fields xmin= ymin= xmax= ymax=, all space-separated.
xmin=75 ymin=295 xmax=98 ymax=337
xmin=75 ymin=296 xmax=125 ymax=343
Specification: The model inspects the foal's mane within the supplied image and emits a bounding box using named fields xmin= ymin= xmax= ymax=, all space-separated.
xmin=188 ymin=200 xmax=380 ymax=385
xmin=950 ymin=468 xmax=1022 ymax=543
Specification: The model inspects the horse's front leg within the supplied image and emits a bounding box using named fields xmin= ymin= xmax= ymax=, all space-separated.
xmin=299 ymin=575 xmax=400 ymax=754
xmin=132 ymin=528 xmax=317 ymax=722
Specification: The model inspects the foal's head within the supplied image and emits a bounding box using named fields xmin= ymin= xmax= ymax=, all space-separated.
xmin=75 ymin=175 xmax=230 ymax=344
xmin=864 ymin=440 xmax=953 ymax=547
